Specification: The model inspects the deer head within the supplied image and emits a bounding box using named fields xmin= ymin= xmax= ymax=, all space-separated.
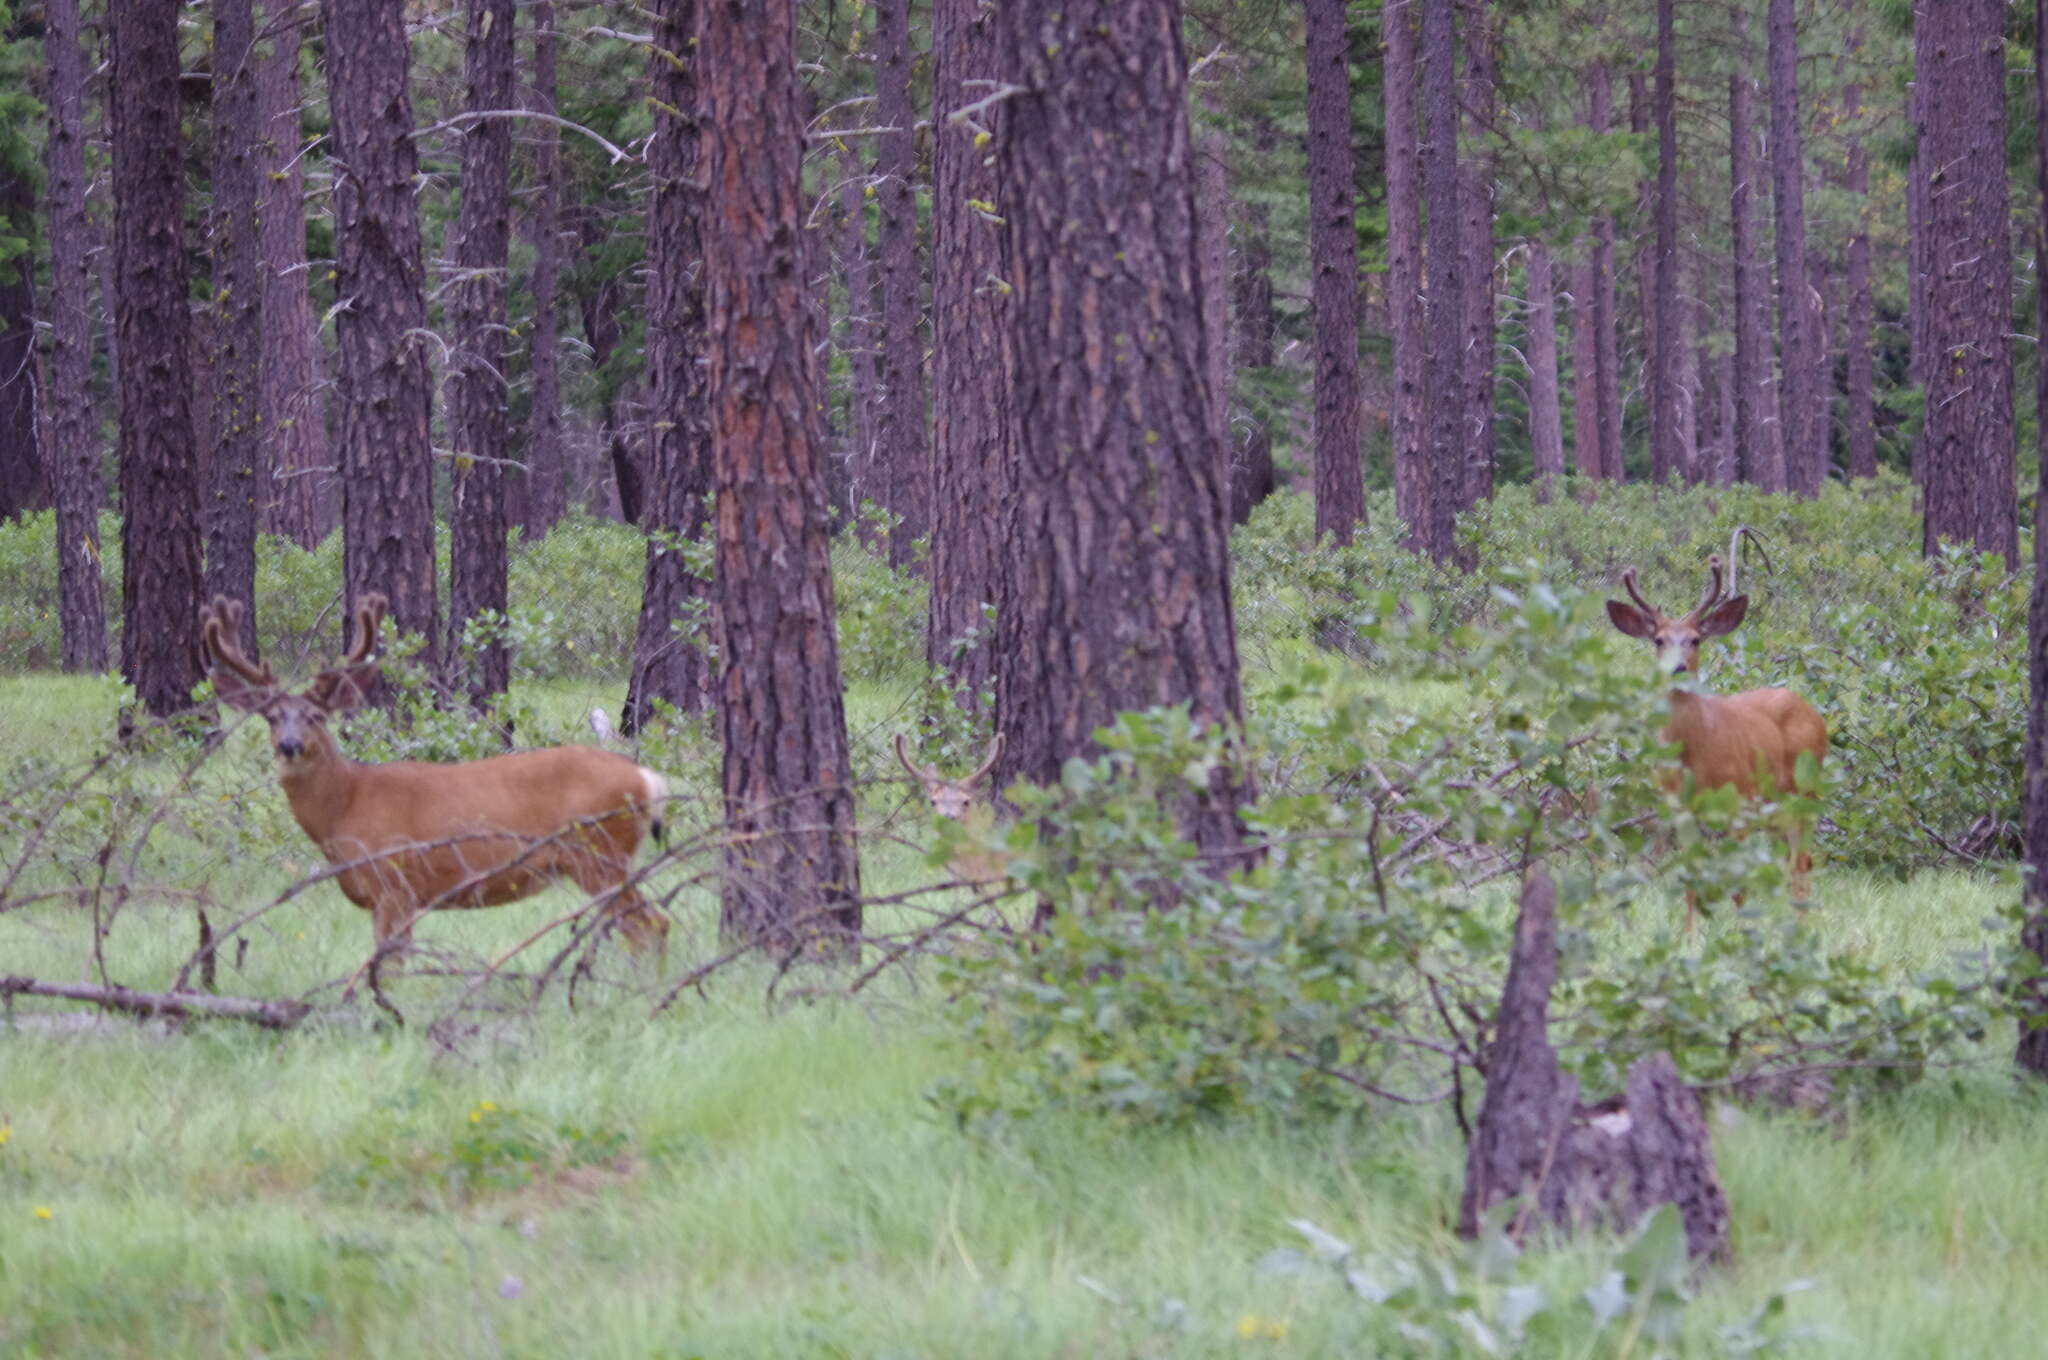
xmin=203 ymin=594 xmax=387 ymax=770
xmin=1605 ymin=556 xmax=1748 ymax=676
xmin=895 ymin=732 xmax=1003 ymax=819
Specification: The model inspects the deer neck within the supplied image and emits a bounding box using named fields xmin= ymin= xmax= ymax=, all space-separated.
xmin=276 ymin=731 xmax=360 ymax=848
xmin=1660 ymin=686 xmax=1724 ymax=748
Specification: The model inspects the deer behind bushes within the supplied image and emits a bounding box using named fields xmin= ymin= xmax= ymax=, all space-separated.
xmin=1605 ymin=552 xmax=1829 ymax=922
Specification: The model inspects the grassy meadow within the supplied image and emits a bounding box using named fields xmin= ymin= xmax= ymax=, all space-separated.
xmin=2 ymin=481 xmax=2042 ymax=1356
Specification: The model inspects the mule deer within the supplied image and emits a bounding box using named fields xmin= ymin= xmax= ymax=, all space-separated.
xmin=202 ymin=594 xmax=671 ymax=958
xmin=1605 ymin=553 xmax=1828 ymax=923
xmin=895 ymin=733 xmax=1008 ymax=883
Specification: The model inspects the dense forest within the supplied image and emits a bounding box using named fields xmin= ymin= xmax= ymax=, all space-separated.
xmin=9 ymin=2 xmax=2048 ymax=1349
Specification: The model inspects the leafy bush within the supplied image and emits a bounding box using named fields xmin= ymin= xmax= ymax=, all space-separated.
xmin=934 ymin=578 xmax=2000 ymax=1129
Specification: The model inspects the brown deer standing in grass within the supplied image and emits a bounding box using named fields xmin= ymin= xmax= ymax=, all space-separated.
xmin=201 ymin=594 xmax=671 ymax=959
xmin=895 ymin=733 xmax=1009 ymax=884
xmin=1605 ymin=552 xmax=1829 ymax=925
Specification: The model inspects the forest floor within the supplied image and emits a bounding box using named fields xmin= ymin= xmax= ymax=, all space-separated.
xmin=0 ymin=672 xmax=2037 ymax=1357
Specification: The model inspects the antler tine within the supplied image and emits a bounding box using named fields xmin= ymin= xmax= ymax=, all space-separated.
xmin=1620 ymin=567 xmax=1658 ymax=617
xmin=200 ymin=595 xmax=275 ymax=687
xmin=1692 ymin=554 xmax=1726 ymax=617
xmin=964 ymin=732 xmax=1005 ymax=786
xmin=342 ymin=593 xmax=388 ymax=666
xmin=894 ymin=732 xmax=931 ymax=781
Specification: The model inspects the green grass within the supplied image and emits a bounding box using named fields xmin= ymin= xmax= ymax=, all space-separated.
xmin=0 ymin=664 xmax=2040 ymax=1356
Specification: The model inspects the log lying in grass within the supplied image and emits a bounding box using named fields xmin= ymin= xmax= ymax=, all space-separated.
xmin=0 ymin=976 xmax=313 ymax=1031
xmin=1457 ymin=866 xmax=1730 ymax=1263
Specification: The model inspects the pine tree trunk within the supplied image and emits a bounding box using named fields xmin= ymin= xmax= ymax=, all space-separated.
xmin=1729 ymin=16 xmax=1777 ymax=491
xmin=1918 ymin=0 xmax=2017 ymax=564
xmin=445 ymin=0 xmax=516 ymax=712
xmin=926 ymin=0 xmax=1013 ymax=695
xmin=43 ymin=0 xmax=107 ymax=671
xmin=1525 ymin=240 xmax=1565 ymax=487
xmin=1197 ymin=126 xmax=1232 ymax=506
xmin=991 ymin=0 xmax=1249 ymax=858
xmin=1305 ymin=0 xmax=1365 ymax=545
xmin=522 ymin=0 xmax=568 ymax=539
xmin=1458 ymin=0 xmax=1497 ymax=509
xmin=700 ymin=0 xmax=863 ymax=953
xmin=1383 ymin=0 xmax=1428 ymax=527
xmin=1648 ymin=0 xmax=1678 ymax=485
xmin=111 ymin=0 xmax=204 ymax=718
xmin=1769 ymin=0 xmax=1822 ymax=497
xmin=207 ymin=0 xmax=265 ymax=658
xmin=1589 ymin=64 xmax=1623 ymax=483
xmin=1419 ymin=0 xmax=1465 ymax=558
xmin=623 ymin=0 xmax=715 ymax=732
xmin=1230 ymin=164 xmax=1279 ymax=527
xmin=872 ymin=0 xmax=930 ymax=570
xmin=256 ymin=2 xmax=330 ymax=549
xmin=2019 ymin=0 xmax=2048 ymax=1079
xmin=0 ymin=164 xmax=42 ymax=522
xmin=1570 ymin=245 xmax=1601 ymax=480
xmin=839 ymin=143 xmax=881 ymax=522
xmin=1844 ymin=34 xmax=1877 ymax=481
xmin=322 ymin=0 xmax=440 ymax=665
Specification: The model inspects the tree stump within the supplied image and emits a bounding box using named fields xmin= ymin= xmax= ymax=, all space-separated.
xmin=1458 ymin=866 xmax=1730 ymax=1263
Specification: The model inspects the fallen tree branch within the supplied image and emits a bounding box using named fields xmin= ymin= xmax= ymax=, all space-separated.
xmin=0 ymin=976 xmax=313 ymax=1031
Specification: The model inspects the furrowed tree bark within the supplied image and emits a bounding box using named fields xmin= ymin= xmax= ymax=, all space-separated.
xmin=0 ymin=162 xmax=42 ymax=522
xmin=926 ymin=0 xmax=1013 ymax=695
xmin=446 ymin=0 xmax=516 ymax=713
xmin=1590 ymin=64 xmax=1622 ymax=484
xmin=256 ymin=1 xmax=330 ymax=549
xmin=1917 ymin=0 xmax=2017 ymax=565
xmin=1648 ymin=0 xmax=1678 ymax=485
xmin=623 ymin=0 xmax=714 ymax=733
xmin=1458 ymin=0 xmax=1497 ymax=509
xmin=1729 ymin=13 xmax=1777 ymax=491
xmin=2019 ymin=0 xmax=2048 ymax=1080
xmin=700 ymin=0 xmax=863 ymax=954
xmin=872 ymin=0 xmax=930 ymax=571
xmin=1418 ymin=0 xmax=1465 ymax=557
xmin=1459 ymin=867 xmax=1731 ymax=1262
xmin=1305 ymin=0 xmax=1365 ymax=545
xmin=1769 ymin=0 xmax=1822 ymax=498
xmin=1525 ymin=240 xmax=1565 ymax=489
xmin=1230 ymin=137 xmax=1279 ymax=528
xmin=521 ymin=0 xmax=568 ymax=538
xmin=208 ymin=0 xmax=265 ymax=660
xmin=44 ymin=0 xmax=107 ymax=672
xmin=1383 ymin=0 xmax=1427 ymax=527
xmin=1844 ymin=29 xmax=1877 ymax=482
xmin=111 ymin=0 xmax=204 ymax=718
xmin=322 ymin=0 xmax=439 ymax=667
xmin=991 ymin=0 xmax=1250 ymax=860
xmin=1197 ymin=123 xmax=1231 ymax=511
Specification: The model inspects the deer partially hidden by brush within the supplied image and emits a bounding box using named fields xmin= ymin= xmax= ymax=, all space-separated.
xmin=1605 ymin=552 xmax=1828 ymax=924
xmin=895 ymin=733 xmax=1009 ymax=884
xmin=202 ymin=594 xmax=671 ymax=960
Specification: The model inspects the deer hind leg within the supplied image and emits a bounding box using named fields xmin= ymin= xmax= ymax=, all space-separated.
xmin=568 ymin=859 xmax=671 ymax=959
xmin=1788 ymin=821 xmax=1812 ymax=902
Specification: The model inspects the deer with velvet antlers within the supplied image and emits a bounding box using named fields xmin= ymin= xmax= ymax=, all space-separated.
xmin=895 ymin=733 xmax=1009 ymax=884
xmin=202 ymin=593 xmax=671 ymax=959
xmin=1605 ymin=550 xmax=1828 ymax=921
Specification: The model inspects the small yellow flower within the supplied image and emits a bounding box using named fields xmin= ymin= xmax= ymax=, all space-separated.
xmin=470 ymin=1109 xmax=483 ymax=1123
xmin=0 ymin=1124 xmax=11 ymax=1146
xmin=1237 ymin=1314 xmax=1260 ymax=1340
xmin=33 ymin=1206 xmax=52 ymax=1221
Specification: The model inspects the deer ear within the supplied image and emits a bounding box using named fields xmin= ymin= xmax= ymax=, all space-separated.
xmin=306 ymin=662 xmax=379 ymax=713
xmin=1606 ymin=599 xmax=1656 ymax=640
xmin=1696 ymin=594 xmax=1749 ymax=637
xmin=209 ymin=665 xmax=272 ymax=713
